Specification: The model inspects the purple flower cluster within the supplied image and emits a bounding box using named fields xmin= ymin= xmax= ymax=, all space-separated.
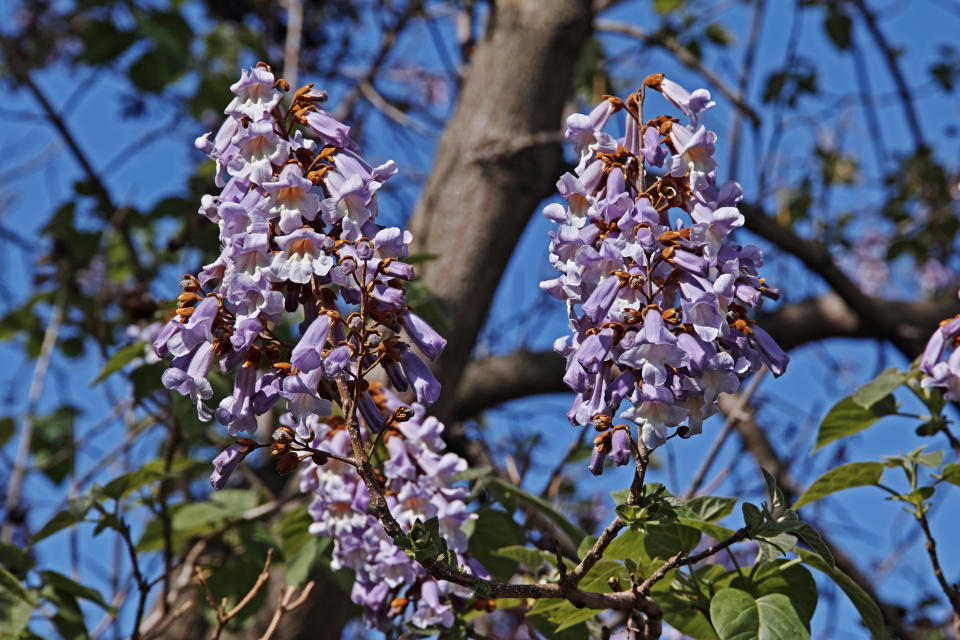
xmin=152 ymin=63 xmax=446 ymax=446
xmin=920 ymin=302 xmax=960 ymax=400
xmin=299 ymin=387 xmax=481 ymax=629
xmin=541 ymin=75 xmax=788 ymax=470
xmin=150 ymin=64 xmax=482 ymax=629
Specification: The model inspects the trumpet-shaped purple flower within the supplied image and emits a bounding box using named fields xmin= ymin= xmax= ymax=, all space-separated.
xmin=226 ymin=66 xmax=283 ymax=121
xmin=269 ymin=228 xmax=335 ymax=284
xmin=261 ymin=163 xmax=321 ymax=233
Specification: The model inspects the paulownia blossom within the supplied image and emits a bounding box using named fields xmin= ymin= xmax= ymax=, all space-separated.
xmin=151 ymin=64 xmax=481 ymax=629
xmin=920 ymin=298 xmax=960 ymax=400
xmin=299 ymin=385 xmax=479 ymax=629
xmin=541 ymin=74 xmax=788 ymax=473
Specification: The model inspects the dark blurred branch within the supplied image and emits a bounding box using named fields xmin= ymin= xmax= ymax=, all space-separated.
xmin=851 ymin=0 xmax=925 ymax=152
xmin=332 ymin=4 xmax=417 ymax=122
xmin=11 ymin=70 xmax=148 ymax=281
xmin=594 ymin=18 xmax=761 ymax=127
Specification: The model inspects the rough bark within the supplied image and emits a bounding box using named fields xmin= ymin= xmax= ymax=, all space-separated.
xmin=407 ymin=0 xmax=595 ymax=424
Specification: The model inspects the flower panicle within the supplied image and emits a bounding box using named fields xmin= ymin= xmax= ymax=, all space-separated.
xmin=543 ymin=75 xmax=788 ymax=472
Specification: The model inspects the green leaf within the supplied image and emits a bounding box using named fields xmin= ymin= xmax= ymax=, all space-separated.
xmin=467 ymin=508 xmax=525 ymax=582
xmin=705 ymin=23 xmax=735 ymax=46
xmin=755 ymin=532 xmax=797 ymax=562
xmin=657 ymin=585 xmax=717 ymax=639
xmin=824 ymin=8 xmax=852 ymax=50
xmin=0 ymin=543 xmax=34 ymax=576
xmin=710 ymin=588 xmax=758 ymax=640
xmin=0 ymin=578 xmax=34 ymax=637
xmin=451 ymin=466 xmax=492 ymax=482
xmin=284 ymin=536 xmax=328 ymax=587
xmin=549 ymin=601 xmax=601 ymax=631
xmin=793 ymin=462 xmax=884 ymax=509
xmin=32 ymin=510 xmax=83 ymax=544
xmin=678 ymin=518 xmax=736 ymax=542
xmin=39 ymin=571 xmax=114 ymax=612
xmin=797 ymin=549 xmax=890 ymax=639
xmin=711 ymin=588 xmax=810 ymax=640
xmin=0 ymin=417 xmax=14 ymax=447
xmin=102 ymin=468 xmax=165 ymax=500
xmin=643 ymin=523 xmax=700 ymax=560
xmin=938 ymin=462 xmax=960 ymax=486
xmin=786 ymin=521 xmax=834 ymax=568
xmin=755 ymin=593 xmax=811 ymax=639
xmin=742 ymin=503 xmax=763 ymax=531
xmin=483 ymin=478 xmax=586 ymax=545
xmin=816 ymin=395 xmax=897 ymax=450
xmin=43 ymin=585 xmax=89 ymax=640
xmin=76 ymin=20 xmax=138 ymax=65
xmin=852 ymin=368 xmax=906 ymax=409
xmin=684 ymin=496 xmax=737 ymax=522
xmin=0 ymin=567 xmax=30 ymax=602
xmin=734 ymin=561 xmax=818 ymax=626
xmin=761 ymin=469 xmax=787 ymax=516
xmin=31 ymin=406 xmax=80 ymax=485
xmin=576 ymin=535 xmax=598 ymax=560
xmin=653 ymin=0 xmax=685 ymax=14
xmin=91 ymin=341 xmax=146 ymax=385
xmin=494 ymin=545 xmax=553 ymax=570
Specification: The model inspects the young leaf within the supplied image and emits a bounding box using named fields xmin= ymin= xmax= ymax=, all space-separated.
xmin=39 ymin=571 xmax=114 ymax=612
xmin=91 ymin=341 xmax=146 ymax=385
xmin=852 ymin=368 xmax=906 ymax=410
xmin=787 ymin=521 xmax=835 ymax=569
xmin=815 ymin=396 xmax=897 ymax=450
xmin=793 ymin=462 xmax=884 ymax=509
xmin=797 ymin=549 xmax=889 ymax=639
xmin=937 ymin=462 xmax=960 ymax=486
xmin=32 ymin=510 xmax=83 ymax=544
xmin=101 ymin=468 xmax=165 ymax=500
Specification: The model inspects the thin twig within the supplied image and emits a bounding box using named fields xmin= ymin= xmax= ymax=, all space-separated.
xmin=1 ymin=292 xmax=65 ymax=543
xmin=851 ymin=0 xmax=925 ymax=151
xmin=916 ymin=511 xmax=960 ymax=633
xmin=727 ymin=0 xmax=766 ymax=179
xmin=258 ymin=580 xmax=316 ymax=640
xmin=197 ymin=548 xmax=275 ymax=640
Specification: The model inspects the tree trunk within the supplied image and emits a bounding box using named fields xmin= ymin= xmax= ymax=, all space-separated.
xmin=408 ymin=0 xmax=594 ymax=425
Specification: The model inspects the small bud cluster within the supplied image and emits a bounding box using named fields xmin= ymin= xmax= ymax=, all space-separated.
xmin=299 ymin=385 xmax=482 ymax=629
xmin=541 ymin=75 xmax=788 ymax=471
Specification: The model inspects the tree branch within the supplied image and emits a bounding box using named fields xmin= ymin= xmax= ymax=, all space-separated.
xmin=594 ymin=18 xmax=761 ymax=127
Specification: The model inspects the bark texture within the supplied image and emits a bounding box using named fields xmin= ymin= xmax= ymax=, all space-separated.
xmin=407 ymin=0 xmax=595 ymax=424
